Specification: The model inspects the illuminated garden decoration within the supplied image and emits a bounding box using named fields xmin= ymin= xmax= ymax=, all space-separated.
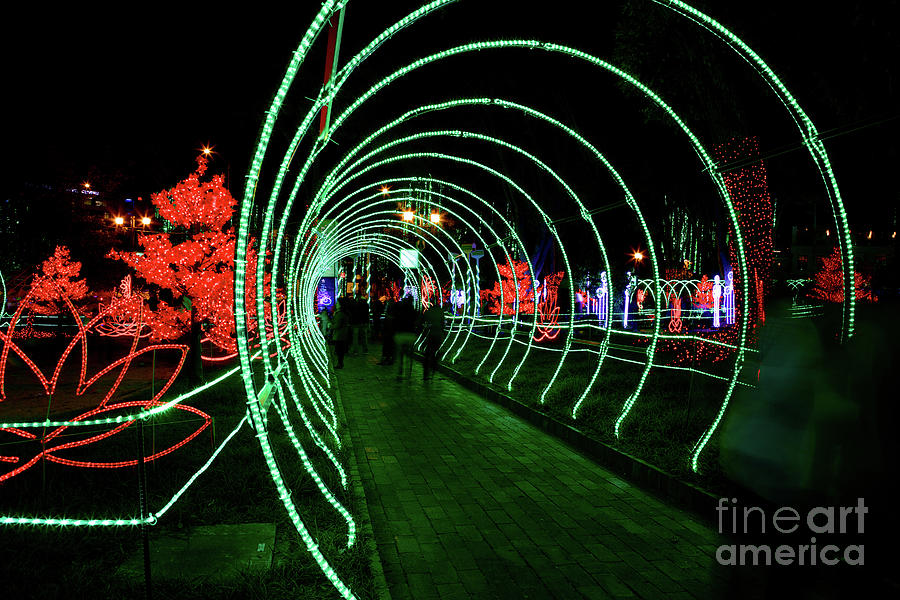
xmin=713 ymin=275 xmax=722 ymax=328
xmin=724 ymin=270 xmax=735 ymax=325
xmin=481 ymin=259 xmax=534 ymax=315
xmin=95 ymin=276 xmax=152 ymax=338
xmin=668 ymin=294 xmax=683 ymax=334
xmin=316 ymin=278 xmax=335 ymax=313
xmin=108 ymin=153 xmax=238 ymax=362
xmin=715 ymin=136 xmax=773 ymax=329
xmin=533 ymin=272 xmax=564 ymax=342
xmin=214 ymin=2 xmax=862 ymax=594
xmin=623 ymin=272 xmax=635 ymax=328
xmin=26 ymin=246 xmax=89 ymax=318
xmin=420 ymin=274 xmax=438 ymax=308
xmin=693 ymin=274 xmax=713 ymax=314
xmin=811 ymin=247 xmax=877 ymax=304
xmin=0 ymin=289 xmax=209 ymax=483
xmin=597 ymin=271 xmax=609 ymax=327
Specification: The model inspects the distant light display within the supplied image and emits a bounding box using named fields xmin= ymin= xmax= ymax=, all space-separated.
xmin=623 ymin=271 xmax=634 ymax=328
xmin=724 ymin=270 xmax=735 ymax=325
xmin=713 ymin=275 xmax=722 ymax=328
xmin=597 ymin=271 xmax=608 ymax=327
xmin=316 ymin=278 xmax=335 ymax=313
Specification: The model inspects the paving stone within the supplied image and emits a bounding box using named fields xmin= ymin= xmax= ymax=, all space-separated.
xmin=457 ymin=568 xmax=491 ymax=596
xmin=336 ymin=349 xmax=729 ymax=599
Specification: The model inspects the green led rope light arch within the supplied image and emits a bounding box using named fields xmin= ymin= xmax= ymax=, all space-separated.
xmin=273 ymin=38 xmax=754 ymax=456
xmin=232 ymin=2 xmax=855 ymax=594
xmin=314 ymin=144 xmax=555 ymax=376
xmin=256 ymin=33 xmax=753 ymax=470
xmin=300 ymin=89 xmax=659 ymax=420
xmin=296 ymin=158 xmax=540 ymax=387
xmin=289 ymin=214 xmax=465 ymax=391
xmin=313 ymin=175 xmax=533 ymax=377
xmin=296 ymin=139 xmax=737 ymax=461
xmin=312 ymin=106 xmax=658 ymax=416
xmin=291 ymin=12 xmax=853 ymax=459
xmin=319 ymin=129 xmax=612 ymax=405
xmin=290 ymin=189 xmax=504 ymax=372
xmin=289 ymin=196 xmax=472 ymax=371
xmin=307 ymin=150 xmax=544 ymax=388
xmin=309 ymin=135 xmax=655 ymax=430
xmin=297 ymin=184 xmax=520 ymax=372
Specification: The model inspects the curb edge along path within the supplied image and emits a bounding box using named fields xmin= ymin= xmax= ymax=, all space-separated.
xmin=331 ymin=367 xmax=394 ymax=600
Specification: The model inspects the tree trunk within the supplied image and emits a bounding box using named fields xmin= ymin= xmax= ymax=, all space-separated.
xmin=188 ymin=303 xmax=203 ymax=384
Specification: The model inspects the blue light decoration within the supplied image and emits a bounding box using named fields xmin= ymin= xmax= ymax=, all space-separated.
xmin=597 ymin=271 xmax=608 ymax=328
xmin=316 ymin=278 xmax=335 ymax=313
xmin=713 ymin=274 xmax=722 ymax=328
xmin=724 ymin=270 xmax=735 ymax=326
xmin=403 ymin=283 xmax=420 ymax=303
xmin=450 ymin=288 xmax=466 ymax=310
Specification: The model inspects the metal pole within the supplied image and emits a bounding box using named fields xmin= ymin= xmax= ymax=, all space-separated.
xmin=151 ymin=349 xmax=156 ymax=464
xmin=137 ymin=415 xmax=152 ymax=599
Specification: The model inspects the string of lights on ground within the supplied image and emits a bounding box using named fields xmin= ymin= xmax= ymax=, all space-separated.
xmin=0 ymin=2 xmax=857 ymax=598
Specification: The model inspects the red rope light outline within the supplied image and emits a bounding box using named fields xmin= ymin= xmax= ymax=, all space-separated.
xmin=1 ymin=283 xmax=209 ymax=483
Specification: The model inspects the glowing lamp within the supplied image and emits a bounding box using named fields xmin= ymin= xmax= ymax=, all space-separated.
xmin=430 ymin=212 xmax=440 ymax=223
xmin=402 ymin=210 xmax=414 ymax=221
xmin=83 ymin=182 xmax=91 ymax=189
xmin=141 ymin=217 xmax=151 ymax=226
xmin=202 ymin=146 xmax=213 ymax=156
xmin=379 ymin=185 xmax=391 ymax=196
xmin=633 ymin=251 xmax=644 ymax=262
xmin=114 ymin=217 xmax=125 ymax=226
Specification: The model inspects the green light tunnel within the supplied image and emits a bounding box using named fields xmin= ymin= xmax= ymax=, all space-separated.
xmin=231 ymin=2 xmax=857 ymax=597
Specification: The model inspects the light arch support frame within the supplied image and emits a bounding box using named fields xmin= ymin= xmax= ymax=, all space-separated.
xmin=310 ymin=150 xmax=544 ymax=388
xmin=232 ymin=2 xmax=855 ymax=594
xmin=260 ymin=35 xmax=752 ymax=453
xmin=291 ymin=185 xmax=514 ymax=375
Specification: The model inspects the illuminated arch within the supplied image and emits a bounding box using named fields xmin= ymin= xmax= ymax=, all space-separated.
xmin=230 ymin=2 xmax=856 ymax=595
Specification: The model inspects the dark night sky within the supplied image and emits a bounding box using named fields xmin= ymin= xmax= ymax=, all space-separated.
xmin=5 ymin=1 xmax=898 ymax=231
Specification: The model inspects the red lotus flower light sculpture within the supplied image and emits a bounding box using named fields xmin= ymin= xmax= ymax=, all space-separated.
xmin=0 ymin=282 xmax=210 ymax=483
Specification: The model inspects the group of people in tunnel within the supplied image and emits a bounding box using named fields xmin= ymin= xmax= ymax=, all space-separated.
xmin=319 ymin=293 xmax=446 ymax=381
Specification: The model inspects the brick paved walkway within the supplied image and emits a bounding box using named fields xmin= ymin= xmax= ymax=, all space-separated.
xmin=335 ymin=348 xmax=732 ymax=600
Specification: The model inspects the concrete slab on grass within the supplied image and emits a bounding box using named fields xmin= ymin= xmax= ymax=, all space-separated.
xmin=118 ymin=522 xmax=276 ymax=583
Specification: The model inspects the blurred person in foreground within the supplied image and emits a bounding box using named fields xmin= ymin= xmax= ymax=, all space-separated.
xmin=393 ymin=296 xmax=417 ymax=380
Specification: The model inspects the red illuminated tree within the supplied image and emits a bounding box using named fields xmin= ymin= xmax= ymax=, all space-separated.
xmin=715 ymin=136 xmax=773 ymax=329
xmin=481 ymin=259 xmax=535 ymax=315
xmin=693 ymin=274 xmax=713 ymax=312
xmin=28 ymin=245 xmax=90 ymax=316
xmin=811 ymin=247 xmax=876 ymax=303
xmin=109 ymin=154 xmax=237 ymax=380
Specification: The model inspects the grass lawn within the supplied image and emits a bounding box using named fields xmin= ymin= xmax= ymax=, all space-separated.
xmin=0 ymin=351 xmax=376 ymax=599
